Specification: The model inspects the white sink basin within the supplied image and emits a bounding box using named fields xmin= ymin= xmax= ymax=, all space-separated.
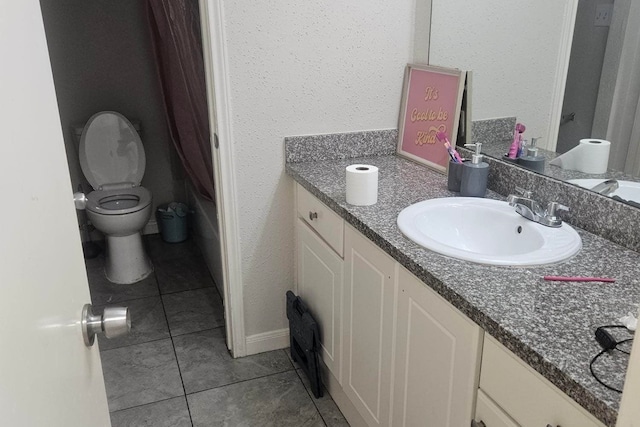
xmin=397 ymin=198 xmax=582 ymax=266
xmin=568 ymin=179 xmax=640 ymax=203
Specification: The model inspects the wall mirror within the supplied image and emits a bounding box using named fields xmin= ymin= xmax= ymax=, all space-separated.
xmin=429 ymin=0 xmax=640 ymax=208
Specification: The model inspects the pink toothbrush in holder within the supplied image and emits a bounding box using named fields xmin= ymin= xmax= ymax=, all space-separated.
xmin=506 ymin=123 xmax=526 ymax=160
xmin=436 ymin=131 xmax=463 ymax=163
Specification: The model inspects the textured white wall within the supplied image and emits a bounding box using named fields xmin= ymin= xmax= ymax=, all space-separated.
xmin=220 ymin=0 xmax=415 ymax=337
xmin=430 ymin=0 xmax=573 ymax=149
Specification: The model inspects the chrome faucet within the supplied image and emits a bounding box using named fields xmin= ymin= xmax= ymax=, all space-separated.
xmin=590 ymin=179 xmax=619 ymax=196
xmin=506 ymin=187 xmax=569 ymax=228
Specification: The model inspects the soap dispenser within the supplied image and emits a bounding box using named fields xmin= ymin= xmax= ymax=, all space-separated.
xmin=460 ymin=143 xmax=489 ymax=197
xmin=518 ymin=137 xmax=546 ymax=173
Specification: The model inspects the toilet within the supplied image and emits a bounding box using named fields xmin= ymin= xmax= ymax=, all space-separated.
xmin=76 ymin=111 xmax=153 ymax=284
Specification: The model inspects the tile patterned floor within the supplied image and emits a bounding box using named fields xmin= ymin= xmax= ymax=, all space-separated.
xmin=86 ymin=234 xmax=349 ymax=427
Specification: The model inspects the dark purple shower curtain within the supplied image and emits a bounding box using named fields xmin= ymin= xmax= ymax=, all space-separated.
xmin=147 ymin=0 xmax=215 ymax=202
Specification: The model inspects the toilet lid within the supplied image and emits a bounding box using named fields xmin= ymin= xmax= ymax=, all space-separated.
xmin=79 ymin=111 xmax=146 ymax=190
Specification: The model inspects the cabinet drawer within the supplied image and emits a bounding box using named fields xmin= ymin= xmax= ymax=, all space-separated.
xmin=480 ymin=336 xmax=605 ymax=427
xmin=296 ymin=183 xmax=344 ymax=257
xmin=474 ymin=389 xmax=519 ymax=427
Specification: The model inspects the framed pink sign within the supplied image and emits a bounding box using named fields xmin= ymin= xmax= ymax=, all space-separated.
xmin=397 ymin=64 xmax=466 ymax=173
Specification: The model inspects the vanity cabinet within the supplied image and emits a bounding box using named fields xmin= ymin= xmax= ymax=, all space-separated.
xmin=474 ymin=336 xmax=605 ymax=427
xmin=293 ymin=184 xmax=606 ymax=427
xmin=295 ymin=184 xmax=344 ymax=383
xmin=392 ymin=265 xmax=482 ymax=427
xmin=343 ymin=223 xmax=397 ymax=426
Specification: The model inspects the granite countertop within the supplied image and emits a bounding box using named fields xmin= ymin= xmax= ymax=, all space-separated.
xmin=286 ymin=154 xmax=640 ymax=427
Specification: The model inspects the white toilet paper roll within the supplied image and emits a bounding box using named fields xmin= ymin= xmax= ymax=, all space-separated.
xmin=346 ymin=164 xmax=378 ymax=206
xmin=549 ymin=139 xmax=611 ymax=174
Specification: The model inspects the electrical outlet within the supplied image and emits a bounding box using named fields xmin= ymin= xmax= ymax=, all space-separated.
xmin=594 ymin=3 xmax=613 ymax=27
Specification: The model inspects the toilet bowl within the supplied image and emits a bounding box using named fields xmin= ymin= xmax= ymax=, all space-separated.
xmin=77 ymin=111 xmax=153 ymax=284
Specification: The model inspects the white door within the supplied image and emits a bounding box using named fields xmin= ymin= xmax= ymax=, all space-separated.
xmin=0 ymin=2 xmax=111 ymax=426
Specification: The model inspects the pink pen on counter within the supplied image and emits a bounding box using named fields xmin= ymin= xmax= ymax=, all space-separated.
xmin=543 ymin=276 xmax=616 ymax=283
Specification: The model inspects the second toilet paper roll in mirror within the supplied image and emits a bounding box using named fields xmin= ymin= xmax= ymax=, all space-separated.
xmin=549 ymin=139 xmax=611 ymax=174
xmin=346 ymin=164 xmax=378 ymax=206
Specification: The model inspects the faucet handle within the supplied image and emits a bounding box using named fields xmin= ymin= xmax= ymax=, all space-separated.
xmin=515 ymin=186 xmax=533 ymax=198
xmin=546 ymin=201 xmax=569 ymax=218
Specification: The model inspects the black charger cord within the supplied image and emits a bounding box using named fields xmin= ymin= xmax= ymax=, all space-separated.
xmin=589 ymin=325 xmax=634 ymax=393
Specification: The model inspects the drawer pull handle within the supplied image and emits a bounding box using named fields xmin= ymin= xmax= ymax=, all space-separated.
xmin=309 ymin=211 xmax=318 ymax=221
xmin=471 ymin=421 xmax=486 ymax=427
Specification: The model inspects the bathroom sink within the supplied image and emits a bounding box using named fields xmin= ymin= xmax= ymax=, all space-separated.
xmin=568 ymin=179 xmax=640 ymax=204
xmin=397 ymin=198 xmax=581 ymax=266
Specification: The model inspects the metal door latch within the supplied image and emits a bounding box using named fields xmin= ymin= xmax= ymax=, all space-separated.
xmin=81 ymin=304 xmax=131 ymax=347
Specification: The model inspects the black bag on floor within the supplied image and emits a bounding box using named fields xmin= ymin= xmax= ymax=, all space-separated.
xmin=286 ymin=291 xmax=323 ymax=398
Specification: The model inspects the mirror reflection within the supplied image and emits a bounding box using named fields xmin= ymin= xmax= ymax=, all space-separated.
xmin=430 ymin=0 xmax=640 ymax=206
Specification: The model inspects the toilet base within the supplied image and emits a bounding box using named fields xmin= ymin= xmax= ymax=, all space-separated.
xmin=104 ymin=232 xmax=153 ymax=284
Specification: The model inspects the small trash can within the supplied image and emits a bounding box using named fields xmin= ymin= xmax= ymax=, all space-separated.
xmin=157 ymin=202 xmax=189 ymax=243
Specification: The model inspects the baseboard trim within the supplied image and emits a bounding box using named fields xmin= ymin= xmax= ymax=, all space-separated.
xmin=142 ymin=219 xmax=159 ymax=235
xmin=245 ymin=328 xmax=290 ymax=356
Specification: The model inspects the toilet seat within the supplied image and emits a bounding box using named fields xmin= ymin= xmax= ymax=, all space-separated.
xmin=85 ymin=186 xmax=152 ymax=216
xmin=79 ymin=111 xmax=146 ymax=191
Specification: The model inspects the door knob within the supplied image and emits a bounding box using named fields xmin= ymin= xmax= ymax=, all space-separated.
xmin=73 ymin=192 xmax=87 ymax=210
xmin=82 ymin=304 xmax=131 ymax=347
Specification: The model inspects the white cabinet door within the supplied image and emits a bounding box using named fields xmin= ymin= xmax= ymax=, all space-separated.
xmin=0 ymin=2 xmax=110 ymax=425
xmin=343 ymin=224 xmax=396 ymax=427
xmin=297 ymin=218 xmax=344 ymax=383
xmin=392 ymin=266 xmax=482 ymax=427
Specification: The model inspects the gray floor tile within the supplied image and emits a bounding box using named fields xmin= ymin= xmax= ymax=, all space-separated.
xmin=87 ymin=267 xmax=159 ymax=305
xmin=110 ymin=396 xmax=192 ymax=427
xmin=162 ymin=288 xmax=224 ymax=336
xmin=155 ymin=255 xmax=214 ymax=294
xmin=83 ymin=250 xmax=106 ymax=271
xmin=101 ymin=339 xmax=184 ymax=412
xmin=285 ymin=346 xmax=301 ymax=369
xmin=145 ymin=234 xmax=201 ymax=263
xmin=173 ymin=328 xmax=293 ymax=394
xmin=188 ymin=370 xmax=324 ymax=427
xmin=97 ymin=296 xmax=170 ymax=351
xmin=296 ymin=370 xmax=350 ymax=427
